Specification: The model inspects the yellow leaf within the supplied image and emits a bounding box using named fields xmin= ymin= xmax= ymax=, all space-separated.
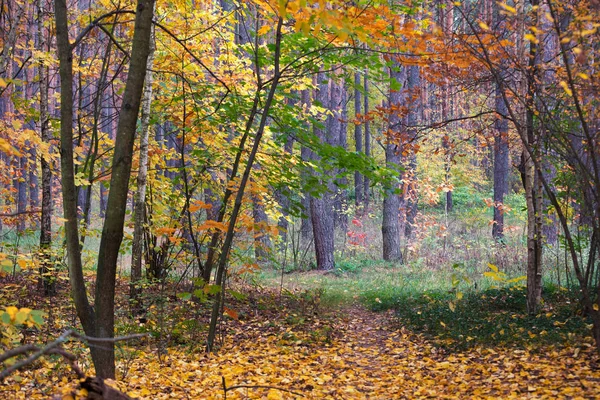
xmin=5 ymin=306 xmax=18 ymax=322
xmin=593 ymin=304 xmax=599 ymax=311
xmin=524 ymin=33 xmax=539 ymax=44
xmin=559 ymin=81 xmax=573 ymax=96
xmin=456 ymin=292 xmax=463 ymax=300
xmin=488 ymin=263 xmax=498 ymax=273
xmin=267 ymin=389 xmax=283 ymax=399
xmin=498 ymin=2 xmax=517 ymax=14
xmin=448 ymin=301 xmax=456 ymax=312
xmin=257 ymin=25 xmax=271 ymax=36
xmin=578 ymin=72 xmax=589 ymax=80
xmin=478 ymin=21 xmax=490 ymax=30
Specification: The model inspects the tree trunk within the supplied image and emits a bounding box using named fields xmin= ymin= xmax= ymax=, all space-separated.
xmin=310 ymin=73 xmax=335 ymax=270
xmin=363 ymin=71 xmax=371 ymax=210
xmin=130 ymin=21 xmax=155 ymax=314
xmin=55 ymin=0 xmax=155 ymax=378
xmin=524 ymin=0 xmax=543 ymax=315
xmin=93 ymin=0 xmax=155 ymax=378
xmin=382 ymin=63 xmax=405 ymax=263
xmin=492 ymin=85 xmax=509 ymax=240
xmin=354 ymin=72 xmax=364 ymax=209
xmin=38 ymin=0 xmax=54 ymax=295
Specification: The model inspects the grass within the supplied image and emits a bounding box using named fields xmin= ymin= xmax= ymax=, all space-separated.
xmin=386 ymin=284 xmax=592 ymax=352
xmin=257 ymin=257 xmax=592 ymax=352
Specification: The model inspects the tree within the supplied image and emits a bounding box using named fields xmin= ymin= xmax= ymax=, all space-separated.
xmin=310 ymin=73 xmax=336 ymax=270
xmin=382 ymin=61 xmax=405 ymax=263
xmin=55 ymin=0 xmax=155 ymax=378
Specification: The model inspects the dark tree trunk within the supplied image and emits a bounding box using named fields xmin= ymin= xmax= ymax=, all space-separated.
xmin=353 ymin=72 xmax=364 ymax=208
xmin=55 ymin=0 xmax=155 ymax=379
xmin=93 ymin=0 xmax=155 ymax=377
xmin=363 ymin=71 xmax=371 ymax=210
xmin=382 ymin=63 xmax=405 ymax=263
xmin=310 ymin=73 xmax=336 ymax=270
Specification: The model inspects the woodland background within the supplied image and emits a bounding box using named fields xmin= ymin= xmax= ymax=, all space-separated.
xmin=1 ymin=0 xmax=600 ymax=398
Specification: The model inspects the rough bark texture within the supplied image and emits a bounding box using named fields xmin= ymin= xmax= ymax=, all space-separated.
xmin=353 ymin=72 xmax=364 ymax=208
xmin=363 ymin=71 xmax=371 ymax=210
xmin=382 ymin=64 xmax=405 ymax=263
xmin=310 ymin=73 xmax=336 ymax=270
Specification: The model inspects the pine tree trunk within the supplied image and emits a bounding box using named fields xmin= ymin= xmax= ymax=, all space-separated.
xmin=354 ymin=72 xmax=364 ymax=209
xmin=310 ymin=73 xmax=336 ymax=270
xmin=382 ymin=63 xmax=405 ymax=263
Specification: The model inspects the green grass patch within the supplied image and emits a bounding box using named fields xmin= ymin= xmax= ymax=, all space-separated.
xmin=384 ymin=285 xmax=590 ymax=351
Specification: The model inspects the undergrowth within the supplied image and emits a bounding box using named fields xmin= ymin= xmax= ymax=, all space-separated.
xmin=364 ymin=284 xmax=592 ymax=351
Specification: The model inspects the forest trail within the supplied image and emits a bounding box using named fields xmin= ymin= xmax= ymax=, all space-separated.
xmin=3 ymin=287 xmax=600 ymax=399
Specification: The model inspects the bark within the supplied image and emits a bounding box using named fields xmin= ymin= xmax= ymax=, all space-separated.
xmin=55 ymin=0 xmax=95 ymax=349
xmin=354 ymin=72 xmax=364 ymax=208
xmin=363 ymin=71 xmax=371 ymax=209
xmin=524 ymin=0 xmax=543 ymax=315
xmin=492 ymin=85 xmax=509 ymax=240
xmin=310 ymin=73 xmax=336 ymax=270
xmin=382 ymin=63 xmax=405 ymax=263
xmin=55 ymin=0 xmax=155 ymax=378
xmin=130 ymin=19 xmax=155 ymax=313
xmin=93 ymin=0 xmax=155 ymax=377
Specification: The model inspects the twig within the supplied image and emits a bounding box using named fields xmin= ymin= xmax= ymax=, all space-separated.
xmin=0 ymin=330 xmax=147 ymax=381
xmin=0 ymin=209 xmax=42 ymax=218
xmin=0 ymin=330 xmax=73 ymax=380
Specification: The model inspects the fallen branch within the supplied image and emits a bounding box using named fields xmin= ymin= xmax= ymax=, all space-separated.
xmin=0 ymin=329 xmax=147 ymax=381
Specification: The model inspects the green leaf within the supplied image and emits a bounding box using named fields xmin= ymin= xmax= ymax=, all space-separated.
xmin=177 ymin=292 xmax=192 ymax=301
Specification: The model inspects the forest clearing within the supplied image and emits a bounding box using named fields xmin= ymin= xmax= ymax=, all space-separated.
xmin=1 ymin=0 xmax=600 ymax=398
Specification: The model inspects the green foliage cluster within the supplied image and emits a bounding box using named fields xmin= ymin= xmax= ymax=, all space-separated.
xmin=366 ymin=285 xmax=590 ymax=351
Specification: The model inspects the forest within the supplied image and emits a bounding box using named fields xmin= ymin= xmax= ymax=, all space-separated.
xmin=1 ymin=0 xmax=599 ymax=398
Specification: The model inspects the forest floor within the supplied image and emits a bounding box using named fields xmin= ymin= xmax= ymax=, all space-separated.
xmin=1 ymin=271 xmax=600 ymax=399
